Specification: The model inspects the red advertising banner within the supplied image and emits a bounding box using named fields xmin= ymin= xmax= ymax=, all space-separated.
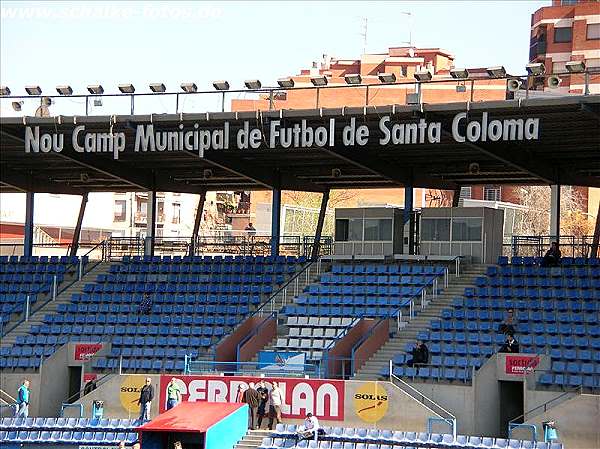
xmin=74 ymin=343 xmax=103 ymax=361
xmin=505 ymin=355 xmax=539 ymax=375
xmin=159 ymin=375 xmax=345 ymax=420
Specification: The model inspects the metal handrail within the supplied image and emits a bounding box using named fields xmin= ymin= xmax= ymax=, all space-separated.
xmin=509 ymin=383 xmax=582 ymax=425
xmin=63 ymin=371 xmax=113 ymax=405
xmin=234 ymin=312 xmax=277 ymax=363
xmin=390 ymin=372 xmax=456 ymax=421
xmin=0 ymin=389 xmax=17 ymax=404
xmin=1 ymin=255 xmax=103 ymax=336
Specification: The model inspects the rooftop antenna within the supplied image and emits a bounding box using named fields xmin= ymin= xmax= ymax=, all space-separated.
xmin=360 ymin=17 xmax=368 ymax=54
xmin=401 ymin=12 xmax=413 ymax=47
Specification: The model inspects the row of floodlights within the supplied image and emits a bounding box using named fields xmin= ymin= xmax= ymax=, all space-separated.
xmin=0 ymin=62 xmax=589 ymax=98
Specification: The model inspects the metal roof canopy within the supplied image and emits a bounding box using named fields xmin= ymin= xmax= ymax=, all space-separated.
xmin=1 ymin=95 xmax=599 ymax=194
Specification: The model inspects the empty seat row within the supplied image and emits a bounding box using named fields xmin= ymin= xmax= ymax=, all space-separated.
xmin=0 ymin=256 xmax=85 ymax=264
xmin=306 ymin=285 xmax=426 ymax=296
xmin=296 ymin=296 xmax=410 ymax=307
xmin=97 ymin=273 xmax=282 ymax=284
xmin=286 ymin=316 xmax=354 ymax=327
xmin=111 ymin=264 xmax=295 ymax=274
xmin=276 ymin=337 xmax=334 ymax=350
xmin=458 ymin=297 xmax=599 ymax=310
xmin=0 ymin=430 xmax=137 ymax=444
xmin=0 ymin=417 xmax=137 ymax=431
xmin=94 ymin=357 xmax=186 ymax=371
xmin=498 ymin=255 xmax=598 ymax=266
xmin=464 ymin=287 xmax=599 ymax=300
xmin=122 ymin=254 xmax=304 ymax=264
xmin=71 ymin=293 xmax=261 ymax=305
xmin=332 ymin=264 xmax=445 ymax=275
xmin=476 ymin=276 xmax=599 ymax=288
xmin=270 ymin=424 xmax=560 ymax=449
xmin=319 ymin=274 xmax=439 ymax=285
xmin=282 ymin=305 xmax=411 ymax=318
xmin=488 ymin=265 xmax=600 ymax=278
xmin=84 ymin=283 xmax=274 ymax=294
xmin=539 ymin=373 xmax=600 ymax=389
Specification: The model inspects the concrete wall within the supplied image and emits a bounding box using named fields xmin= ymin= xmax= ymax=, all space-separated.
xmin=215 ymin=315 xmax=275 ymax=363
xmin=473 ymin=354 xmax=501 ymax=436
xmin=408 ymin=381 xmax=475 ymax=434
xmin=524 ymin=394 xmax=600 ymax=449
xmin=0 ymin=372 xmax=41 ymax=417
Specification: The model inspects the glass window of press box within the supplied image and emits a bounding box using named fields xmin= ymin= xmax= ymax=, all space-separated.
xmin=421 ymin=217 xmax=482 ymax=242
xmin=335 ymin=218 xmax=393 ymax=241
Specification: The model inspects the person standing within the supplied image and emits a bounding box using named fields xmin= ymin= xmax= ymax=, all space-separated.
xmin=500 ymin=334 xmax=520 ymax=354
xmin=16 ymin=380 xmax=30 ymax=418
xmin=268 ymin=381 xmax=283 ymax=429
xmin=256 ymin=380 xmax=270 ymax=429
xmin=166 ymin=378 xmax=181 ymax=410
xmin=138 ymin=377 xmax=154 ymax=421
xmin=242 ymin=383 xmax=262 ymax=430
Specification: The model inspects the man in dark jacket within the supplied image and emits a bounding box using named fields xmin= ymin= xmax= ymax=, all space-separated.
xmin=138 ymin=377 xmax=154 ymax=422
xmin=242 ymin=383 xmax=262 ymax=430
xmin=500 ymin=334 xmax=520 ymax=354
xmin=407 ymin=340 xmax=429 ymax=367
xmin=541 ymin=242 xmax=561 ymax=267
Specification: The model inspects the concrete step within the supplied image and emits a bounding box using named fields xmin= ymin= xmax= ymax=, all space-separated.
xmin=353 ymin=264 xmax=485 ymax=379
xmin=1 ymin=262 xmax=114 ymax=347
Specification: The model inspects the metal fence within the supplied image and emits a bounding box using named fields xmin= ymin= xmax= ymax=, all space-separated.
xmin=502 ymin=235 xmax=597 ymax=258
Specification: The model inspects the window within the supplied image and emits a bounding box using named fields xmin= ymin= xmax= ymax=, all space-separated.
xmin=588 ymin=23 xmax=600 ymax=40
xmin=172 ymin=203 xmax=181 ymax=224
xmin=484 ymin=186 xmax=502 ymax=202
xmin=421 ymin=218 xmax=450 ymax=241
xmin=363 ymin=219 xmax=393 ymax=241
xmin=554 ymin=27 xmax=572 ymax=43
xmin=348 ymin=219 xmax=363 ymax=241
xmin=560 ymin=0 xmax=577 ymax=5
xmin=460 ymin=187 xmax=472 ymax=200
xmin=452 ymin=218 xmax=482 ymax=241
xmin=552 ymin=62 xmax=567 ymax=74
xmin=586 ymin=58 xmax=600 ymax=69
xmin=113 ymin=200 xmax=126 ymax=222
xmin=335 ymin=219 xmax=349 ymax=241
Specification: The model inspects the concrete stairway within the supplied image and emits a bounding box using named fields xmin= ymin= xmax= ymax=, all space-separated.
xmin=1 ymin=261 xmax=114 ymax=347
xmin=234 ymin=429 xmax=272 ymax=449
xmin=353 ymin=264 xmax=490 ymax=380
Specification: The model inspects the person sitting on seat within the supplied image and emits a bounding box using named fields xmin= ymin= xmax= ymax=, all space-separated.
xmin=139 ymin=293 xmax=153 ymax=314
xmin=541 ymin=242 xmax=561 ymax=267
xmin=500 ymin=334 xmax=520 ymax=354
xmin=406 ymin=340 xmax=429 ymax=367
xmin=296 ymin=412 xmax=324 ymax=441
xmin=498 ymin=309 xmax=518 ymax=335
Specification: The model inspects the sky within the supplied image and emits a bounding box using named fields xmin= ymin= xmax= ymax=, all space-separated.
xmin=0 ymin=0 xmax=548 ymax=116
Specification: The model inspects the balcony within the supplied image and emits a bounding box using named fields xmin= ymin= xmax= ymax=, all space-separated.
xmin=529 ymin=41 xmax=547 ymax=61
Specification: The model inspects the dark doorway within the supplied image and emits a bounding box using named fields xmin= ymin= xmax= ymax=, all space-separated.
xmin=499 ymin=380 xmax=524 ymax=437
xmin=67 ymin=367 xmax=82 ymax=403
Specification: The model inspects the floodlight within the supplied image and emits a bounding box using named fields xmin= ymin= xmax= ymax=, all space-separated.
xmin=25 ymin=86 xmax=42 ymax=95
xmin=344 ymin=74 xmax=362 ymax=85
xmin=565 ymin=61 xmax=586 ymax=73
xmin=87 ymin=85 xmax=104 ymax=95
xmin=486 ymin=66 xmax=507 ymax=78
xmin=450 ymin=68 xmax=469 ymax=79
xmin=525 ymin=63 xmax=545 ymax=76
xmin=414 ymin=70 xmax=432 ymax=82
xmin=277 ymin=77 xmax=294 ymax=88
xmin=118 ymin=84 xmax=135 ymax=94
xmin=56 ymin=85 xmax=73 ymax=96
xmin=12 ymin=101 xmax=23 ymax=111
xmin=310 ymin=76 xmax=328 ymax=86
xmin=180 ymin=83 xmax=198 ymax=93
xmin=149 ymin=83 xmax=166 ymax=93
xmin=378 ymin=73 xmax=396 ymax=83
xmin=244 ymin=79 xmax=262 ymax=89
xmin=41 ymin=97 xmax=52 ymax=106
xmin=0 ymin=86 xmax=10 ymax=96
xmin=213 ymin=80 xmax=230 ymax=91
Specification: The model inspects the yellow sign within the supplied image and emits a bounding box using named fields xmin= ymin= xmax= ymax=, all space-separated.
xmin=353 ymin=382 xmax=388 ymax=423
xmin=119 ymin=375 xmax=146 ymax=413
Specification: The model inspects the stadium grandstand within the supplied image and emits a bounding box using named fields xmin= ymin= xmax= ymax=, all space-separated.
xmin=2 ymin=19 xmax=600 ymax=449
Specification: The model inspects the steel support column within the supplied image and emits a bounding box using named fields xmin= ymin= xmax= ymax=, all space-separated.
xmin=311 ymin=189 xmax=330 ymax=260
xmin=590 ymin=201 xmax=600 ymax=258
xmin=271 ymin=189 xmax=281 ymax=257
xmin=190 ymin=190 xmax=207 ymax=256
xmin=404 ymin=186 xmax=415 ymax=255
xmin=145 ymin=191 xmax=157 ymax=257
xmin=24 ymin=192 xmax=34 ymax=257
xmin=550 ymin=185 xmax=560 ymax=244
xmin=69 ymin=192 xmax=89 ymax=257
